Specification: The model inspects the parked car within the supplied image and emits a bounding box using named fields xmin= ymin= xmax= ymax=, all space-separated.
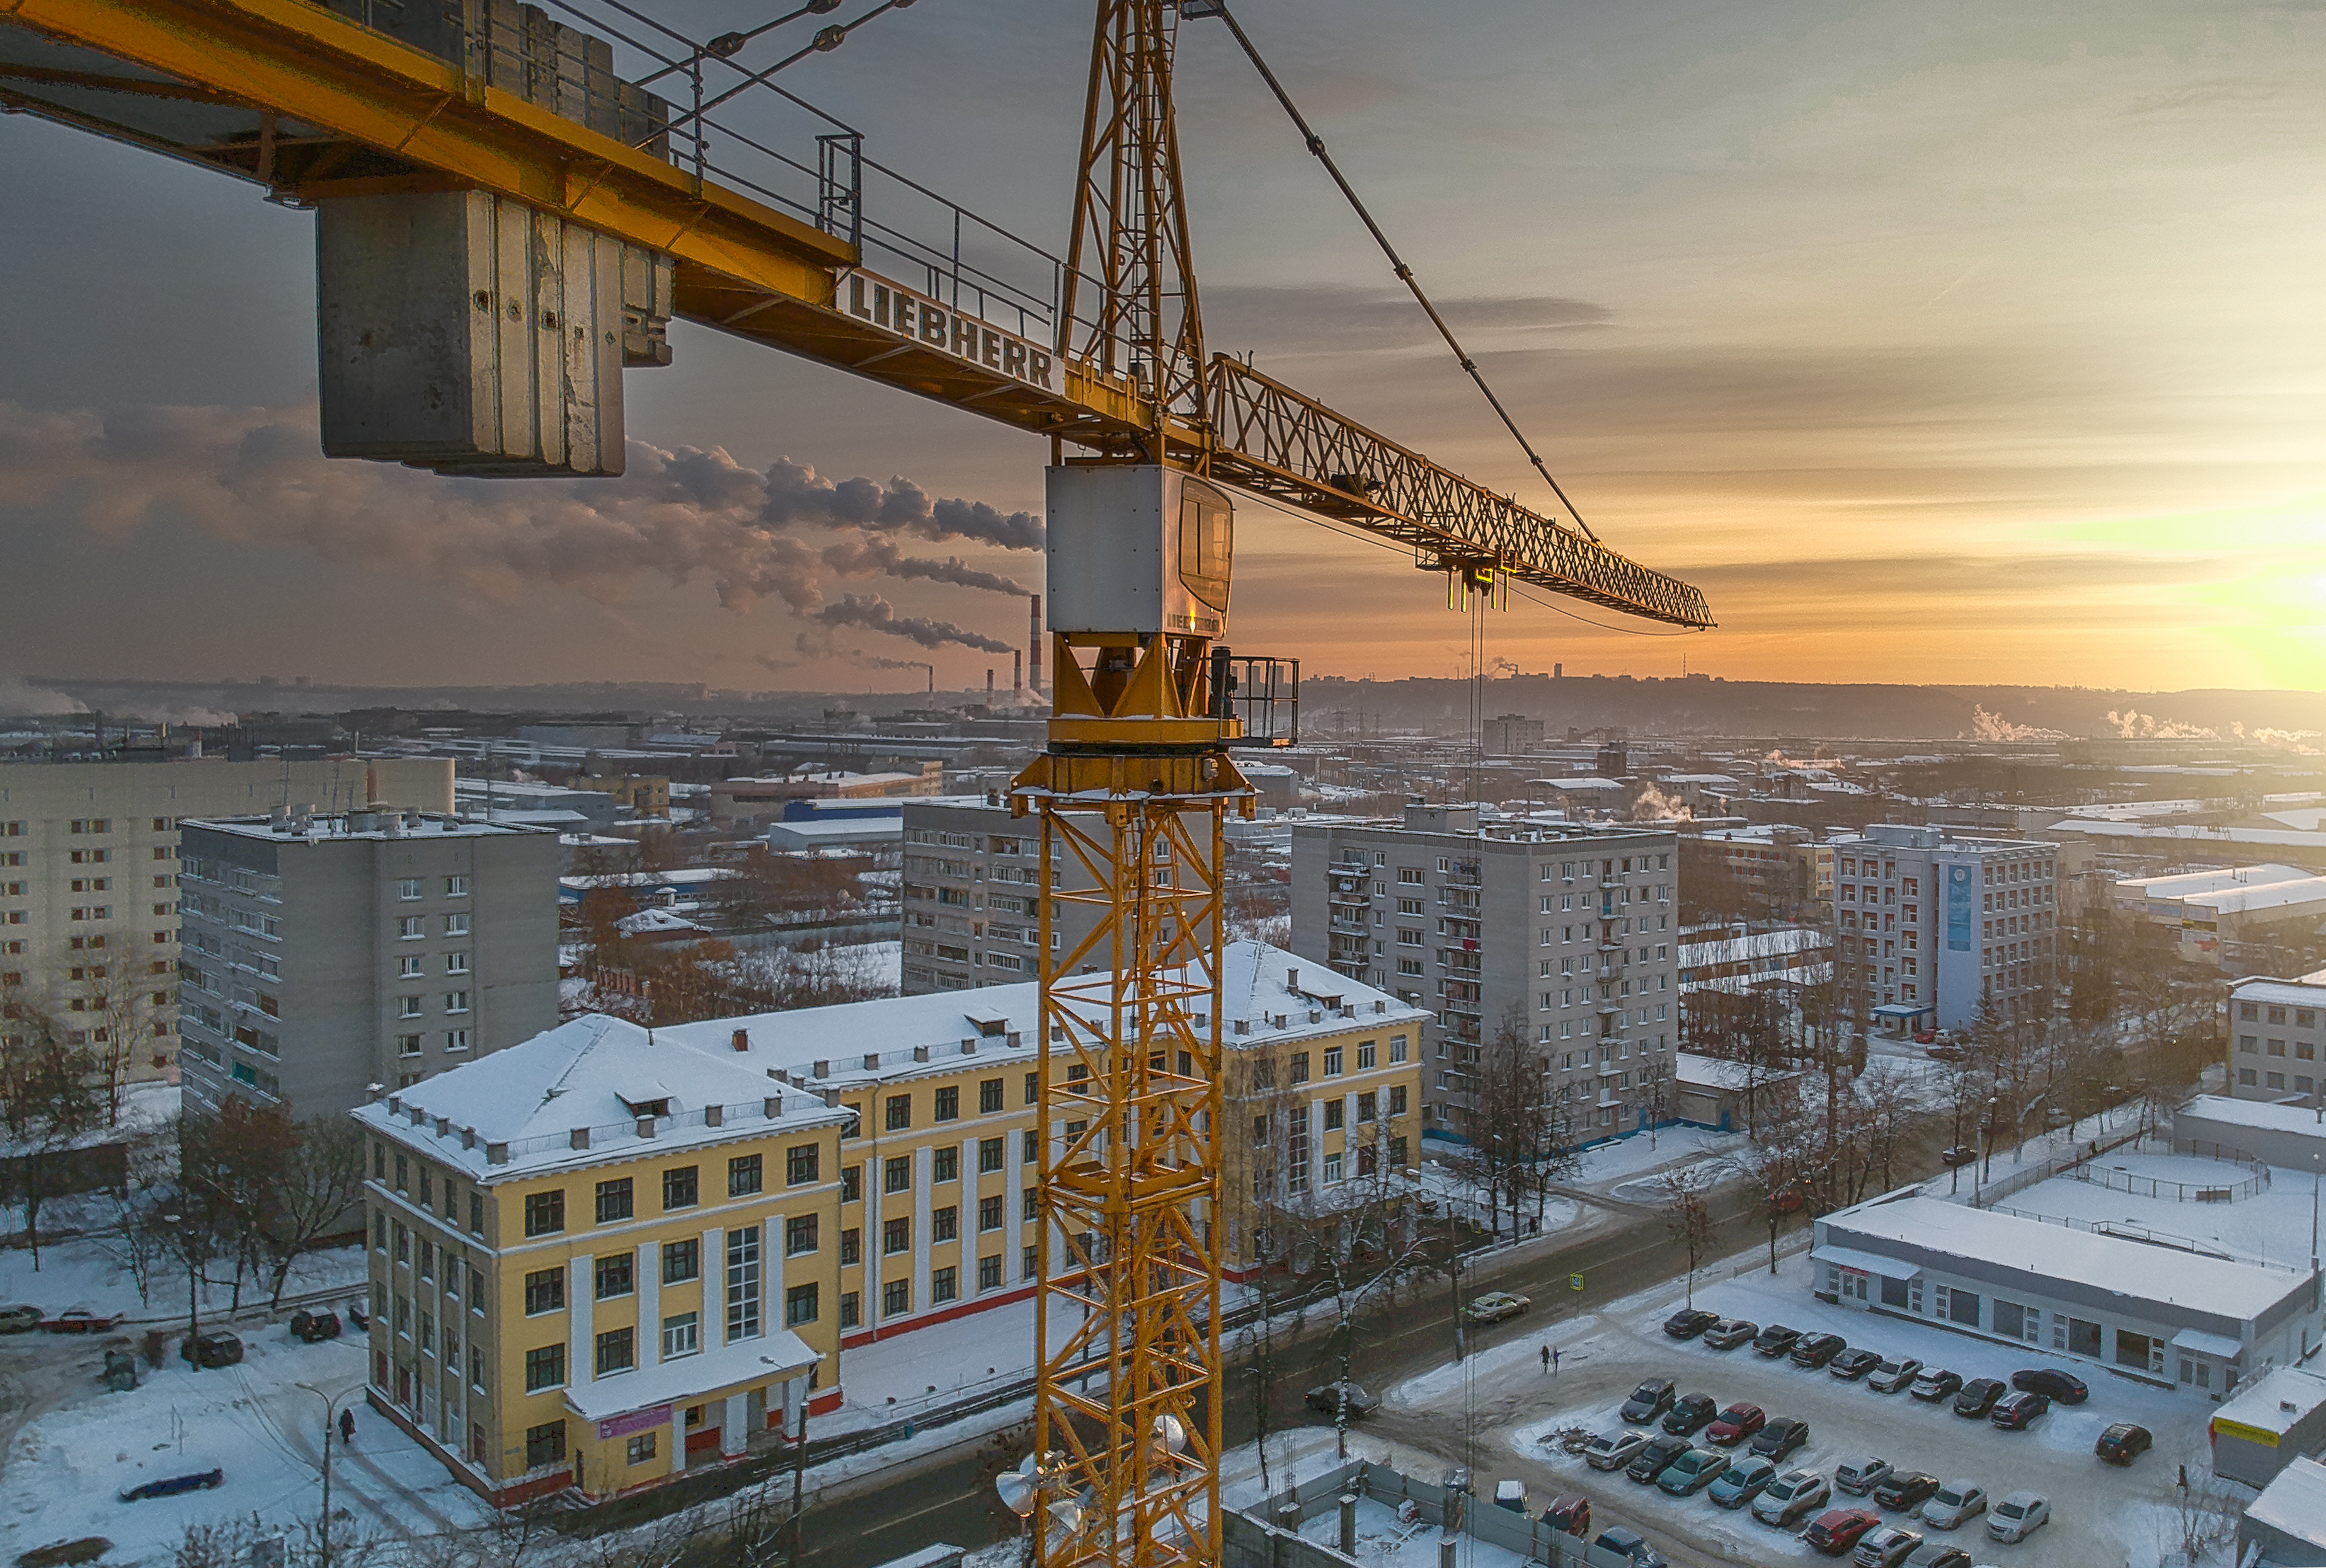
xmin=289 ymin=1308 xmax=341 ymax=1344
xmin=1908 ymin=1370 xmax=1964 ymax=1403
xmin=0 ymin=1305 xmax=43 ymax=1334
xmin=1754 ymin=1324 xmax=1805 ymax=1358
xmin=1627 ymin=1433 xmax=1692 ymax=1486
xmin=1938 ymin=1143 xmax=1977 ymax=1163
xmin=1951 ymin=1378 xmax=2007 ymax=1419
xmin=1620 ymin=1379 xmax=1678 ymax=1425
xmin=1866 ymin=1357 xmax=1923 ymax=1394
xmin=1593 ymin=1527 xmax=1666 ymax=1568
xmin=180 ymin=1330 xmax=243 ymax=1369
xmin=2010 ymin=1368 xmax=2088 ymax=1404
xmin=1464 ymin=1291 xmax=1530 ymax=1324
xmin=119 ymin=1468 xmax=224 ymax=1502
xmin=1829 ymin=1348 xmax=1882 ymax=1381
xmin=1305 ymin=1382 xmax=1378 ymax=1418
xmin=1709 ymin=1455 xmax=1780 ymax=1509
xmin=1662 ymin=1393 xmax=1719 ymax=1436
xmin=1586 ymin=1431 xmax=1652 ymax=1472
xmin=1990 ymin=1392 xmax=2048 ymax=1431
xmin=2096 ymin=1423 xmax=2153 ymax=1465
xmin=1664 ymin=1308 xmax=1719 ymax=1339
xmin=42 ymin=1308 xmax=122 ymax=1335
xmin=1903 ymin=1543 xmax=1973 ymax=1568
xmin=1793 ymin=1332 xmax=1848 ymax=1369
xmin=1540 ymin=1496 xmax=1592 ymax=1538
xmin=1703 ymin=1318 xmax=1759 ymax=1350
xmin=345 ymin=1300 xmax=370 ymax=1331
xmin=1494 ymin=1479 xmax=1529 ymax=1514
xmin=1658 ymin=1448 xmax=1731 ymax=1497
xmin=1753 ymin=1468 xmax=1833 ymax=1528
xmin=1913 ymin=1031 xmax=1937 ymax=1044
xmin=1925 ymin=1043 xmax=1968 ymax=1062
xmin=1853 ymin=1523 xmax=1923 ymax=1568
xmin=1918 ymin=1482 xmax=1987 ymax=1531
xmin=1985 ymin=1492 xmax=2050 ymax=1543
xmin=1874 ymin=1472 xmax=1940 ymax=1512
xmin=1834 ymin=1457 xmax=1894 ymax=1497
xmin=1706 ymin=1402 xmax=1766 ymax=1446
xmin=1750 ymin=1417 xmax=1811 ymax=1461
xmin=1804 ymin=1508 xmax=1882 ymax=1556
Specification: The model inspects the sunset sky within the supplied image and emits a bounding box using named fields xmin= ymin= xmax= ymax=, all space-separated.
xmin=1 ymin=0 xmax=2320 ymax=695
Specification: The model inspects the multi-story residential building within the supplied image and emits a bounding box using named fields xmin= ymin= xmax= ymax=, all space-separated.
xmin=1288 ymin=803 xmax=1682 ymax=1142
xmin=1678 ymin=825 xmax=1833 ymax=923
xmin=2227 ymin=975 xmax=2326 ymax=1103
xmin=354 ymin=941 xmax=1419 ymax=1508
xmin=662 ymin=940 xmax=1428 ymax=1336
xmin=353 ymin=1014 xmax=850 ymax=1506
xmin=899 ymin=796 xmax=1091 ymax=995
xmin=0 ymin=757 xmax=450 ymax=1091
xmin=1827 ymin=823 xmax=2058 ymax=1033
xmin=176 ymin=808 xmax=559 ymax=1117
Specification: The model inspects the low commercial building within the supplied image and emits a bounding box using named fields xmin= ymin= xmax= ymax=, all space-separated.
xmin=2116 ymin=863 xmax=2326 ymax=969
xmin=355 ymin=1015 xmax=847 ymax=1506
xmin=1677 ymin=925 xmax=1832 ymax=996
xmin=2242 ymin=1456 xmax=2326 ymax=1568
xmin=2210 ymin=1366 xmax=2326 ymax=1489
xmin=764 ymin=816 xmax=903 ymax=855
xmin=2177 ymin=1094 xmax=2326 ymax=1167
xmin=1814 ymin=1190 xmax=2320 ymax=1399
xmin=711 ymin=767 xmax=944 ymax=830
xmin=1671 ymin=1051 xmax=1800 ymax=1133
xmin=2230 ymin=977 xmax=2326 ymax=1102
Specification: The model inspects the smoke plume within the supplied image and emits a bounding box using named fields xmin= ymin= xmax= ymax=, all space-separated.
xmin=2104 ymin=708 xmax=2217 ymax=740
xmin=0 ymin=674 xmax=83 ymax=718
xmin=1629 ymin=781 xmax=1694 ymax=821
xmin=806 ymin=595 xmax=1016 ymax=654
xmin=0 ymin=400 xmax=1037 ymax=648
xmin=1962 ymin=705 xmax=2066 ymax=743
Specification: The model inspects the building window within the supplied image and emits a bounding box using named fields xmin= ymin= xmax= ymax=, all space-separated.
xmin=932 ymin=1205 xmax=958 ymax=1242
xmin=396 ymin=1033 xmax=422 ymax=1057
xmin=595 ymin=1178 xmax=634 ymax=1224
xmin=980 ymin=1194 xmax=1004 ymax=1231
xmin=979 ymin=1136 xmax=1005 ymax=1174
xmin=595 ymin=1326 xmax=635 ymax=1377
xmin=443 ymin=990 xmax=470 ymax=1014
xmin=444 ymin=1029 xmax=470 ymax=1053
xmin=786 ymin=1145 xmax=820 ymax=1186
xmin=980 ymin=1077 xmax=1005 ymax=1114
xmin=786 ymin=1282 xmax=820 ymax=1327
xmin=842 ymin=1164 xmax=861 ymax=1203
xmin=786 ymin=1214 xmax=819 ymax=1256
xmin=886 ymin=1094 xmax=912 ymax=1131
xmin=934 ymin=1146 xmax=959 ymax=1183
xmin=524 ymin=1344 xmax=566 ymax=1392
xmin=398 ymin=878 xmax=424 ymax=900
xmin=1390 ymin=1034 xmax=1408 ymax=1063
xmin=594 ymin=1254 xmax=634 ymax=1300
xmin=524 ymin=1268 xmax=564 ymax=1316
xmin=934 ymin=1085 xmax=960 ymax=1122
xmin=443 ymin=913 xmax=469 ymax=937
xmin=729 ymin=1152 xmax=764 ymax=1197
xmin=980 ymin=1254 xmax=1003 ymax=1291
xmin=885 ymin=1155 xmax=912 ymax=1194
xmin=883 ymin=1278 xmax=911 ymax=1317
xmin=840 ymin=1227 xmax=861 ymax=1265
xmin=662 ymin=1238 xmax=700 ymax=1284
xmin=663 ymin=1165 xmax=699 ymax=1211
xmin=1024 ymin=1187 xmax=1039 ymax=1222
xmin=1290 ymin=1053 xmax=1310 ymax=1085
xmin=839 ymin=1292 xmax=861 ymax=1329
xmin=397 ymin=917 xmax=425 ymax=941
xmin=525 ymin=1419 xmax=566 ymax=1469
xmin=884 ymin=1216 xmax=912 ymax=1254
xmin=662 ymin=1312 xmax=699 ymax=1359
xmin=2240 ymin=1068 xmax=2259 ymax=1086
xmin=524 ymin=1190 xmax=564 ymax=1237
xmin=396 ymin=995 xmax=423 ymax=1019
xmin=726 ymin=1226 xmax=762 ymax=1341
xmin=1358 ymin=1039 xmax=1377 ymax=1070
xmin=627 ymin=1432 xmax=658 ymax=1465
xmin=931 ymin=1266 xmax=958 ymax=1305
xmin=1023 ymin=1244 xmax=1040 ymax=1280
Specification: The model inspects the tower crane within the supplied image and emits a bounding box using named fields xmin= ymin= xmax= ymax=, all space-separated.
xmin=0 ymin=3 xmax=1713 ymax=1565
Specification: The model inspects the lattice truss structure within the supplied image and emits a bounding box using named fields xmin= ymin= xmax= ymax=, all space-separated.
xmin=1033 ymin=796 xmax=1229 ymax=1568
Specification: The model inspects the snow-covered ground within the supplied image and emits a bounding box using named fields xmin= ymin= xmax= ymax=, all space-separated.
xmin=1390 ymin=1242 xmax=2223 ymax=1568
xmin=1995 ymin=1150 xmax=2325 ymax=1273
xmin=1577 ymin=1126 xmax=1743 ymax=1193
xmin=0 ymin=1330 xmax=488 ymax=1566
xmin=0 ymin=1237 xmax=365 ymax=1324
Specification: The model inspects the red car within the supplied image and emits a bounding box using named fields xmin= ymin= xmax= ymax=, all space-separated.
xmin=42 ymin=1308 xmax=122 ymax=1335
xmin=1804 ymin=1509 xmax=1882 ymax=1556
xmin=1705 ymin=1404 xmax=1766 ymax=1446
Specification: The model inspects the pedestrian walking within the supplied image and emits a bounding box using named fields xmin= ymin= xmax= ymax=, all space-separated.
xmin=2178 ymin=1463 xmax=2188 ymax=1492
xmin=1552 ymin=1348 xmax=1561 ymax=1375
xmin=1540 ymin=1345 xmax=1550 ymax=1373
xmin=340 ymin=1407 xmax=356 ymax=1447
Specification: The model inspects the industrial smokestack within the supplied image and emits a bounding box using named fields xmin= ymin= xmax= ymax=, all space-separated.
xmin=986 ymin=668 xmax=994 ymax=699
xmin=1013 ymin=648 xmax=1023 ymax=693
xmin=1029 ymin=593 xmax=1043 ymax=694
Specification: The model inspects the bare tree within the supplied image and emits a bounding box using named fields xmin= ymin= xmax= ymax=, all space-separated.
xmin=260 ymin=1113 xmax=369 ymax=1310
xmin=1457 ymin=1008 xmax=1551 ymax=1240
xmin=1638 ymin=1051 xmax=1674 ymax=1150
xmin=0 ymin=1003 xmax=104 ymax=1268
xmin=1656 ymin=1164 xmax=1717 ymax=1307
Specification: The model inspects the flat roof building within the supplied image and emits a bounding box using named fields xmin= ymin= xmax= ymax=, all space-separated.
xmin=2243 ymin=1456 xmax=2326 ymax=1568
xmin=2210 ymin=1366 xmax=2326 ymax=1489
xmin=2230 ymin=977 xmax=2326 ymax=1104
xmin=1827 ymin=823 xmax=2058 ymax=1033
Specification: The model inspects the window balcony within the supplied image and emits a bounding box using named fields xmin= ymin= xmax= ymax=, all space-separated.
xmin=1327 ymin=915 xmax=1369 ymax=936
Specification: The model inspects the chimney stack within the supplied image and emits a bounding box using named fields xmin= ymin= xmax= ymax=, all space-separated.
xmin=1029 ymin=594 xmax=1043 ymax=694
xmin=987 ymin=667 xmax=995 ymax=699
xmin=1013 ymin=648 xmax=1023 ymax=693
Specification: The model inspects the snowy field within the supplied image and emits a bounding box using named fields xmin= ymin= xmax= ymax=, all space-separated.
xmin=0 ymin=1237 xmax=367 ymax=1324
xmin=1391 ymin=1246 xmax=2221 ymax=1568
xmin=1576 ymin=1126 xmax=1743 ymax=1192
xmin=0 ymin=1330 xmax=489 ymax=1566
xmin=2001 ymin=1152 xmax=2325 ymax=1273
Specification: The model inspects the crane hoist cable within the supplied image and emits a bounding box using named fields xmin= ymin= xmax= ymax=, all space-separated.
xmin=634 ymin=0 xmax=845 ymax=87
xmin=1201 ymin=0 xmax=1605 ymax=546
xmin=643 ymin=0 xmax=920 ymax=147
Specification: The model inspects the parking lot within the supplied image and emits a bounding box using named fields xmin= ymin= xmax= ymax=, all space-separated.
xmin=1386 ymin=1249 xmax=2208 ymax=1568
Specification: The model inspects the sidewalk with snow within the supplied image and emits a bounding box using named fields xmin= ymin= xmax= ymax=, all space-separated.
xmin=0 ymin=1235 xmax=367 ymax=1325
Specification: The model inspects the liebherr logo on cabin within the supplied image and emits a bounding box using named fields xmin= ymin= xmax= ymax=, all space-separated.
xmin=840 ymin=271 xmax=1059 ymax=394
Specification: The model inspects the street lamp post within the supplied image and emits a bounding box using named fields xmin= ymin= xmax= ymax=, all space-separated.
xmin=1980 ymin=1097 xmax=2000 ymax=1185
xmin=160 ymin=1210 xmax=200 ymax=1359
xmin=295 ymin=1380 xmax=362 ymax=1568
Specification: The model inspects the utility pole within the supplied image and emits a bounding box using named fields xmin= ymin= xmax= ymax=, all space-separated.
xmin=295 ymin=1381 xmax=359 ymax=1568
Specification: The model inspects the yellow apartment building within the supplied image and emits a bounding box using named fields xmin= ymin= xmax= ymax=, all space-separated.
xmin=354 ymin=1015 xmax=850 ymax=1506
xmin=357 ymin=941 xmax=1425 ymax=1506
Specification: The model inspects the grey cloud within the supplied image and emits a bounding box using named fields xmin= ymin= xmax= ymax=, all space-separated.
xmin=1205 ymin=283 xmax=1613 ymax=358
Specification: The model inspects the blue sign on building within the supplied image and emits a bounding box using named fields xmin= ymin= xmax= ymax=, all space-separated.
xmin=1946 ymin=864 xmax=1974 ymax=951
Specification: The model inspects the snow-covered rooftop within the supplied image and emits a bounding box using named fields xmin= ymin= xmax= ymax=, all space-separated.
xmin=184 ymin=811 xmax=546 ymax=842
xmin=1680 ymin=926 xmax=1831 ymax=966
xmin=2230 ymin=976 xmax=2326 ymax=1007
xmin=2178 ymin=1094 xmax=2326 ymax=1140
xmin=2211 ymin=1366 xmax=2326 ymax=1439
xmin=1822 ymin=1194 xmax=2306 ymax=1320
xmin=2247 ymin=1456 xmax=2326 ymax=1548
xmin=1676 ymin=1050 xmax=1799 ymax=1092
xmin=355 ymin=1014 xmax=846 ymax=1179
xmin=2118 ymin=862 xmax=2314 ymax=900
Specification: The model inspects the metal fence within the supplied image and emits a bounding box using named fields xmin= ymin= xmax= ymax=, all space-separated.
xmin=2071 ymin=1140 xmax=2270 ymax=1203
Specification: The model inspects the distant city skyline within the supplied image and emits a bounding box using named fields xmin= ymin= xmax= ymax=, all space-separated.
xmin=1 ymin=0 xmax=2318 ymax=694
